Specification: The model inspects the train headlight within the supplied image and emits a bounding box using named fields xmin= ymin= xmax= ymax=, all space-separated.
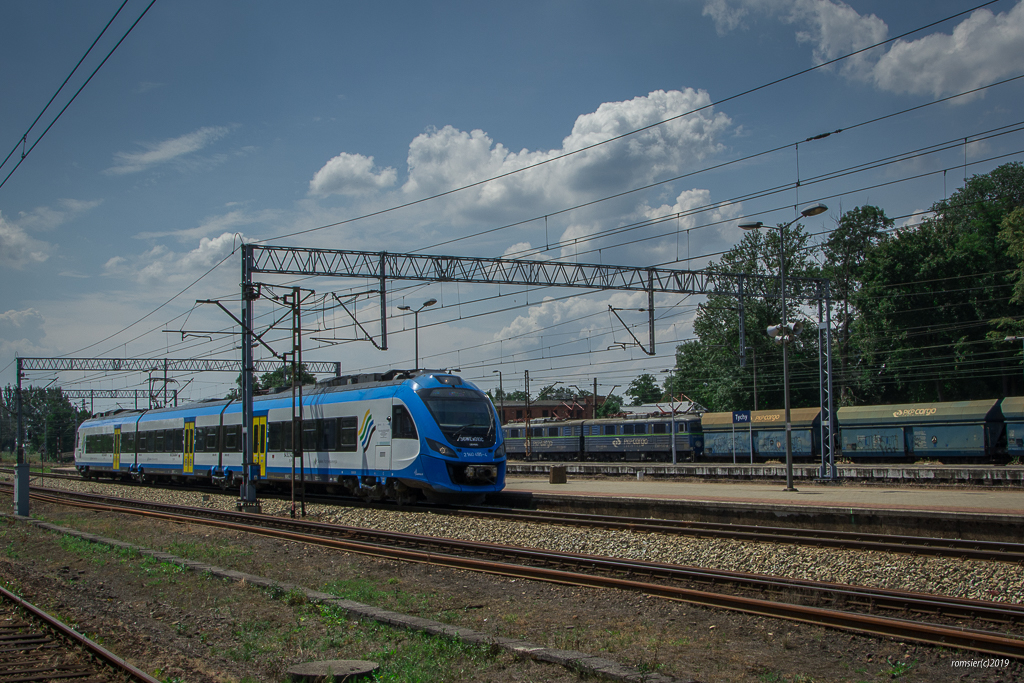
xmin=427 ymin=438 xmax=457 ymax=457
xmin=494 ymin=442 xmax=506 ymax=459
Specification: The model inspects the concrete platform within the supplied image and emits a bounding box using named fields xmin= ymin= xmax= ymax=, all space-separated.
xmin=493 ymin=474 xmax=1024 ymax=541
xmin=506 ymin=461 xmax=1024 ymax=485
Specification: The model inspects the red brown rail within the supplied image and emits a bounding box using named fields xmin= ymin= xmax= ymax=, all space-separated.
xmin=17 ymin=485 xmax=1024 ymax=659
xmin=0 ymin=582 xmax=162 ymax=683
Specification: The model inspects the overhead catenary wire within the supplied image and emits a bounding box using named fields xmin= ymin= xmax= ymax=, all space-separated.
xmin=0 ymin=0 xmax=158 ymax=192
xmin=71 ymin=25 xmax=1022 ymax=371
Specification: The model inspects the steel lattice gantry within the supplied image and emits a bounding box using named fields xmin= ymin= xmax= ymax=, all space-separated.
xmin=10 ymin=355 xmax=342 ymax=515
xmin=17 ymin=357 xmax=341 ymax=374
xmin=233 ymin=245 xmax=837 ymax=504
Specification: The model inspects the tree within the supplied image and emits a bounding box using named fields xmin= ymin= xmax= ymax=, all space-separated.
xmin=537 ymin=384 xmax=576 ymax=400
xmin=226 ymin=364 xmax=317 ymax=399
xmin=1 ymin=386 xmax=90 ymax=459
xmin=854 ymin=163 xmax=1024 ymax=402
xmin=666 ymin=221 xmax=821 ymax=412
xmin=625 ymin=373 xmax=662 ymax=404
xmin=504 ymin=390 xmax=528 ymax=401
xmin=821 ymin=206 xmax=891 ymax=405
xmin=595 ymin=393 xmax=623 ymax=417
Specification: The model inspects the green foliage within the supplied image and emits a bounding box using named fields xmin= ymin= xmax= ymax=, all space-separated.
xmin=537 ymin=383 xmax=577 ymax=400
xmin=0 ymin=387 xmax=90 ymax=457
xmin=226 ymin=363 xmax=317 ymax=399
xmin=625 ymin=373 xmax=663 ymax=405
xmin=666 ymin=162 xmax=1024 ymax=408
xmin=595 ymin=393 xmax=623 ymax=417
xmin=854 ymin=162 xmax=1024 ymax=402
xmin=666 ymin=220 xmax=821 ymax=412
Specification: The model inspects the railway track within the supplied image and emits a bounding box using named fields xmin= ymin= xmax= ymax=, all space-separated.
xmin=0 ymin=582 xmax=160 ymax=683
xmin=18 ymin=469 xmax=1024 ymax=563
xmin=13 ymin=483 xmax=1024 ymax=659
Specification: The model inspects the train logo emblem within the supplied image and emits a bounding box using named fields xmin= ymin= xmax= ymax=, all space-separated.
xmin=359 ymin=409 xmax=376 ymax=454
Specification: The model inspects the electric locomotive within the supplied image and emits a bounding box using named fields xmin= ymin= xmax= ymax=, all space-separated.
xmin=74 ymin=370 xmax=506 ymax=503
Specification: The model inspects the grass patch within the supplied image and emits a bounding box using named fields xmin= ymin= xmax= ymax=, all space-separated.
xmin=313 ymin=603 xmax=501 ymax=683
xmin=323 ymin=577 xmax=432 ymax=616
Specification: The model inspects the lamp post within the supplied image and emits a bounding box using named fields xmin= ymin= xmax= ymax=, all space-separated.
xmin=740 ymin=203 xmax=827 ymax=492
xmin=745 ymin=346 xmax=757 ymax=411
xmin=492 ymin=370 xmax=504 ymax=424
xmin=397 ymin=298 xmax=437 ymax=370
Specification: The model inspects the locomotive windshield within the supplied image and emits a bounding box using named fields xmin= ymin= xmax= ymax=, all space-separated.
xmin=417 ymin=387 xmax=496 ymax=448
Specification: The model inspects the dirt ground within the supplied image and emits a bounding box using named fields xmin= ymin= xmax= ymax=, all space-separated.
xmin=1 ymin=500 xmax=1020 ymax=683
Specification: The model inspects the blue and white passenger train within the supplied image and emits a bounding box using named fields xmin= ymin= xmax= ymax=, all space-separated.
xmin=74 ymin=370 xmax=506 ymax=503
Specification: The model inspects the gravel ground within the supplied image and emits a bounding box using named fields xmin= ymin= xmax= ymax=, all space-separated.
xmin=42 ymin=476 xmax=1024 ymax=605
xmin=5 ymin=474 xmax=1022 ymax=682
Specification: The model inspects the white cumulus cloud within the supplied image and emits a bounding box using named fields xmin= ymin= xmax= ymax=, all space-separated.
xmin=0 ymin=212 xmax=50 ymax=268
xmin=400 ymin=88 xmax=731 ymax=223
xmin=308 ymin=152 xmax=398 ymax=196
xmin=703 ymin=0 xmax=1024 ymax=99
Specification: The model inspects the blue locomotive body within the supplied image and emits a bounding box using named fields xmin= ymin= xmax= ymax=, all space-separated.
xmin=74 ymin=370 xmax=505 ymax=503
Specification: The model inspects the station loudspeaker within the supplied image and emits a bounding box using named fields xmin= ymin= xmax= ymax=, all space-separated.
xmin=767 ymin=321 xmax=804 ymax=343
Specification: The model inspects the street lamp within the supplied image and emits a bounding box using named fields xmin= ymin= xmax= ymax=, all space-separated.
xmin=397 ymin=298 xmax=437 ymax=370
xmin=739 ymin=202 xmax=827 ymax=492
xmin=492 ymin=370 xmax=504 ymax=424
xmin=745 ymin=346 xmax=757 ymax=411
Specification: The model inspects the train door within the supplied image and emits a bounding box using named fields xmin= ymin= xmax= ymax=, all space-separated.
xmin=184 ymin=420 xmax=195 ymax=475
xmin=113 ymin=426 xmax=121 ymax=472
xmin=254 ymin=414 xmax=267 ymax=477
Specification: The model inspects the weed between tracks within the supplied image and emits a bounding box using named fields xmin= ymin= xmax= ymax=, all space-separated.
xmin=6 ymin=519 xmax=534 ymax=682
xmin=9 ymin=500 xmax=1017 ymax=682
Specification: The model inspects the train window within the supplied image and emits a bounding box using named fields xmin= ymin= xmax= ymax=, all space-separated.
xmin=652 ymin=423 xmax=666 ymax=434
xmin=224 ymin=427 xmax=237 ymax=452
xmin=194 ymin=429 xmax=204 ymax=452
xmin=154 ymin=432 xmax=165 ymax=452
xmin=393 ymin=404 xmax=417 ymax=439
xmin=547 ymin=427 xmax=559 ymax=437
xmin=338 ymin=416 xmax=357 ymax=451
xmin=172 ymin=429 xmax=184 ymax=452
xmin=124 ymin=432 xmax=136 ymax=450
xmin=206 ymin=426 xmax=221 ymax=452
xmin=623 ymin=424 xmax=634 ymax=435
xmin=604 ymin=425 xmax=616 ymax=435
xmin=634 ymin=424 xmax=647 ymax=434
xmin=509 ymin=428 xmax=521 ymax=438
xmin=303 ymin=422 xmax=317 ymax=450
xmin=531 ymin=427 xmax=543 ymax=437
xmin=319 ymin=418 xmax=337 ymax=451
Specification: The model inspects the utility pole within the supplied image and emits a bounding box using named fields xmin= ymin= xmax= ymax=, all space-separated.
xmin=14 ymin=358 xmax=28 ymax=516
xmin=524 ymin=370 xmax=531 ymax=460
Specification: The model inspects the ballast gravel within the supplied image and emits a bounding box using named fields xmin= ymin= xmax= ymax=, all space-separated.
xmin=41 ymin=477 xmax=1024 ymax=606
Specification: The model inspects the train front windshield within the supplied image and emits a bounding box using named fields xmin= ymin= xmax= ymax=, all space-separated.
xmin=417 ymin=388 xmax=497 ymax=448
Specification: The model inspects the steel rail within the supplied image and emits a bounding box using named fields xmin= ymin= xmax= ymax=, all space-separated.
xmin=0 ymin=582 xmax=162 ymax=683
xmin=10 ymin=472 xmax=1024 ymax=563
xmin=450 ymin=506 xmax=1024 ymax=563
xmin=19 ymin=487 xmax=1024 ymax=659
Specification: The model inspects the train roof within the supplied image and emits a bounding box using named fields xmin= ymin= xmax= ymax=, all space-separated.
xmin=80 ymin=369 xmax=474 ymax=424
xmin=837 ymin=399 xmax=1002 ymax=425
xmin=701 ymin=407 xmax=821 ymax=428
xmin=999 ymin=397 xmax=1024 ymax=420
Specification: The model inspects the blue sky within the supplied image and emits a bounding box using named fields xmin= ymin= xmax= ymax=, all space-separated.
xmin=2 ymin=0 xmax=1023 ymax=406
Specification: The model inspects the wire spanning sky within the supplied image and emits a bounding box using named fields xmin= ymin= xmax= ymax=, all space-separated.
xmin=2 ymin=0 xmax=1023 ymax=405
